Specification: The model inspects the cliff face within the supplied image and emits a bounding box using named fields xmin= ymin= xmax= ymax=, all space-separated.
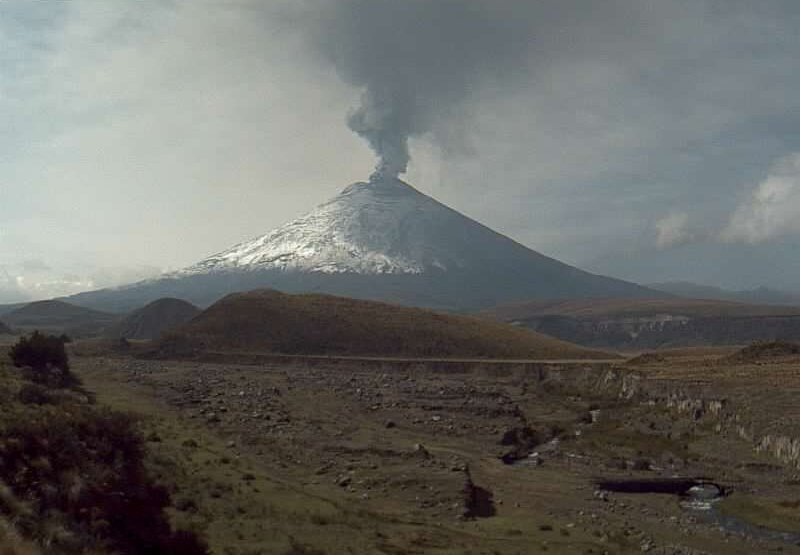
xmin=525 ymin=361 xmax=800 ymax=468
xmin=521 ymin=314 xmax=800 ymax=349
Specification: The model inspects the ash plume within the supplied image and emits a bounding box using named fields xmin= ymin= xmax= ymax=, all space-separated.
xmin=309 ymin=0 xmax=538 ymax=180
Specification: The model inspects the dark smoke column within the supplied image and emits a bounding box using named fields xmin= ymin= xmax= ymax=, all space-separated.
xmin=348 ymin=88 xmax=414 ymax=180
xmin=310 ymin=0 xmax=535 ymax=182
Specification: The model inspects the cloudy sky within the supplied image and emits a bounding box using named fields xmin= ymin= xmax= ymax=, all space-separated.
xmin=2 ymin=0 xmax=800 ymax=302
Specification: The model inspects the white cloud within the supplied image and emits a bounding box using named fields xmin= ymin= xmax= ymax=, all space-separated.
xmin=722 ymin=153 xmax=800 ymax=244
xmin=655 ymin=212 xmax=693 ymax=249
xmin=0 ymin=261 xmax=161 ymax=304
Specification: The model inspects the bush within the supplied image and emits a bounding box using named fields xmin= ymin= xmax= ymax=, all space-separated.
xmin=8 ymin=332 xmax=77 ymax=388
xmin=16 ymin=383 xmax=53 ymax=405
xmin=0 ymin=406 xmax=207 ymax=554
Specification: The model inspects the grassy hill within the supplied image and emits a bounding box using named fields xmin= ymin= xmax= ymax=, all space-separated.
xmin=155 ymin=289 xmax=614 ymax=360
xmin=105 ymin=298 xmax=200 ymax=341
xmin=0 ymin=320 xmax=11 ymax=335
xmin=3 ymin=300 xmax=118 ymax=337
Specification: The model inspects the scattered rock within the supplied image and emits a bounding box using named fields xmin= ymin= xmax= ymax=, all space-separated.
xmin=413 ymin=443 xmax=430 ymax=459
xmin=593 ymin=490 xmax=610 ymax=502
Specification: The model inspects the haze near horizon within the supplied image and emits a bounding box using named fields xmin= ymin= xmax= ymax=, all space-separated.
xmin=3 ymin=0 xmax=800 ymax=302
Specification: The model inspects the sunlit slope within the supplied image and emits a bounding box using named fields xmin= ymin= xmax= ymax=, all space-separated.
xmin=156 ymin=289 xmax=615 ymax=360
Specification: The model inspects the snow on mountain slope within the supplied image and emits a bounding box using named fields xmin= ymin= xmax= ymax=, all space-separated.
xmin=177 ymin=177 xmax=469 ymax=276
xmin=65 ymin=176 xmax=660 ymax=313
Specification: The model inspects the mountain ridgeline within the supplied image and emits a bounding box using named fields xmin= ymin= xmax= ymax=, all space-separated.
xmin=66 ymin=177 xmax=659 ymax=313
xmin=2 ymin=300 xmax=117 ymax=337
xmin=484 ymin=298 xmax=800 ymax=349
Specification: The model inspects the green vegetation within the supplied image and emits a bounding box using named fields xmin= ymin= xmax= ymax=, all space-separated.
xmin=155 ymin=289 xmax=613 ymax=360
xmin=718 ymin=493 xmax=800 ymax=533
xmin=76 ymin=358 xmax=619 ymax=555
xmin=0 ymin=334 xmax=208 ymax=555
xmin=8 ymin=331 xmax=76 ymax=388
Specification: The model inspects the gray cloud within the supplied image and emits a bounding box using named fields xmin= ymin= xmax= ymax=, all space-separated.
xmin=655 ymin=212 xmax=693 ymax=249
xmin=306 ymin=0 xmax=540 ymax=179
xmin=3 ymin=1 xmax=800 ymax=300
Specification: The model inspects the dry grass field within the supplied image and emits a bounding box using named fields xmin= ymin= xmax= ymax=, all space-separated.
xmin=154 ymin=289 xmax=614 ymax=360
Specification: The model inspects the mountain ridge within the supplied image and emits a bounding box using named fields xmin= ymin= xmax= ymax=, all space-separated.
xmin=647 ymin=281 xmax=800 ymax=306
xmin=3 ymin=300 xmax=117 ymax=336
xmin=64 ymin=177 xmax=661 ymax=312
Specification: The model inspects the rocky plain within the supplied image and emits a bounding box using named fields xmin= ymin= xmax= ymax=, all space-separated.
xmin=71 ymin=345 xmax=800 ymax=555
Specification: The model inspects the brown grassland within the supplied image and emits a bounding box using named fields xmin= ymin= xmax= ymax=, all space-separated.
xmin=154 ymin=289 xmax=615 ymax=360
xmin=6 ymin=329 xmax=800 ymax=554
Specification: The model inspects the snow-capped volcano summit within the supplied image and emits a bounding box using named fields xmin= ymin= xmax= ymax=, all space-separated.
xmin=178 ymin=177 xmax=457 ymax=276
xmin=67 ymin=177 xmax=659 ymax=312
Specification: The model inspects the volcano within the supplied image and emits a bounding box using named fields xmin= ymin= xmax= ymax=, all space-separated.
xmin=68 ymin=177 xmax=657 ymax=312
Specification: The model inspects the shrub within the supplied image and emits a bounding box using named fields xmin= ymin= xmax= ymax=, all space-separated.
xmin=8 ymin=332 xmax=77 ymax=388
xmin=0 ymin=406 xmax=207 ymax=554
xmin=16 ymin=384 xmax=53 ymax=405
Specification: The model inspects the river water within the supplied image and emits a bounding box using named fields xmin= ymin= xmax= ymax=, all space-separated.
xmin=597 ymin=478 xmax=800 ymax=546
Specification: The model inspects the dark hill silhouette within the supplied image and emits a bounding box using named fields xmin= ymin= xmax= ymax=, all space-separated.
xmin=647 ymin=281 xmax=800 ymax=306
xmin=3 ymin=300 xmax=117 ymax=337
xmin=106 ymin=298 xmax=200 ymax=340
xmin=154 ymin=289 xmax=615 ymax=360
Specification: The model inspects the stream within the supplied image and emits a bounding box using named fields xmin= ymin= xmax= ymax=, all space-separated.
xmin=596 ymin=478 xmax=800 ymax=546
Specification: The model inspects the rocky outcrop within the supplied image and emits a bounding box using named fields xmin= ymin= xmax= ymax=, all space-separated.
xmin=537 ymin=362 xmax=800 ymax=469
xmin=756 ymin=435 xmax=800 ymax=463
xmin=520 ymin=314 xmax=800 ymax=349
